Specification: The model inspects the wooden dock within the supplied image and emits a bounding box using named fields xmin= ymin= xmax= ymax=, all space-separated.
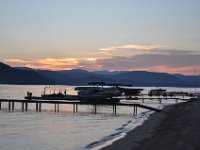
xmin=0 ymin=99 xmax=161 ymax=115
xmin=125 ymin=93 xmax=194 ymax=104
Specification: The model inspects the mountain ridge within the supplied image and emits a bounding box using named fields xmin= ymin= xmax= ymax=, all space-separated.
xmin=0 ymin=62 xmax=199 ymax=87
xmin=0 ymin=63 xmax=54 ymax=85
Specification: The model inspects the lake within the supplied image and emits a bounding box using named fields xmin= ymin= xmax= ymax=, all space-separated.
xmin=0 ymin=85 xmax=196 ymax=150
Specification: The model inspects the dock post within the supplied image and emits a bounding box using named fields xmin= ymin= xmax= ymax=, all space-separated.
xmin=8 ymin=102 xmax=11 ymax=110
xmin=54 ymin=104 xmax=57 ymax=112
xmin=25 ymin=102 xmax=28 ymax=111
xmin=114 ymin=105 xmax=117 ymax=115
xmin=76 ymin=104 xmax=78 ymax=113
xmin=73 ymin=104 xmax=75 ymax=113
xmin=159 ymin=98 xmax=161 ymax=104
xmin=0 ymin=101 xmax=1 ymax=110
xmin=12 ymin=102 xmax=14 ymax=110
xmin=135 ymin=106 xmax=137 ymax=114
xmin=94 ymin=104 xmax=97 ymax=114
xmin=113 ymin=105 xmax=115 ymax=114
xmin=134 ymin=105 xmax=137 ymax=115
xmin=142 ymin=95 xmax=144 ymax=103
xmin=36 ymin=103 xmax=38 ymax=111
xmin=22 ymin=102 xmax=24 ymax=111
xmin=134 ymin=106 xmax=138 ymax=115
xmin=39 ymin=103 xmax=42 ymax=112
xmin=176 ymin=98 xmax=178 ymax=103
xmin=57 ymin=103 xmax=59 ymax=112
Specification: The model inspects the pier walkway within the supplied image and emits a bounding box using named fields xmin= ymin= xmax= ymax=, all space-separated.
xmin=0 ymin=99 xmax=161 ymax=115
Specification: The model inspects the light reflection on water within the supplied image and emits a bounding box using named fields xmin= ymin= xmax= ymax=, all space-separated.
xmin=0 ymin=85 xmax=195 ymax=150
xmin=0 ymin=110 xmax=133 ymax=150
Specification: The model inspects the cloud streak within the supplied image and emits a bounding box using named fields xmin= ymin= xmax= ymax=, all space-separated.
xmin=99 ymin=44 xmax=165 ymax=51
xmin=4 ymin=57 xmax=101 ymax=71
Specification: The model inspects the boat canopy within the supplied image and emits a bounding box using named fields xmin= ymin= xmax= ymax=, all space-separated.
xmin=88 ymin=82 xmax=132 ymax=87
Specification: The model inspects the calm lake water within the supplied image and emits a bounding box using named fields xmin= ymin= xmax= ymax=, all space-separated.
xmin=0 ymin=85 xmax=196 ymax=150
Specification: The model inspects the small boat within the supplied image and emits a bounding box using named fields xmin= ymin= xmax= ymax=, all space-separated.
xmin=25 ymin=89 xmax=79 ymax=101
xmin=148 ymin=88 xmax=167 ymax=96
xmin=166 ymin=91 xmax=189 ymax=97
xmin=75 ymin=86 xmax=121 ymax=103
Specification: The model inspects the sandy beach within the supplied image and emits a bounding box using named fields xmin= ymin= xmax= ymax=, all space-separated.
xmin=102 ymin=100 xmax=200 ymax=150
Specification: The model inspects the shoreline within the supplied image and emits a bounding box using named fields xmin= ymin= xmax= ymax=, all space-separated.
xmin=101 ymin=100 xmax=198 ymax=150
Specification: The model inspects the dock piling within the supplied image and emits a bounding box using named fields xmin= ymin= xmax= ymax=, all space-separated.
xmin=39 ymin=103 xmax=42 ymax=112
xmin=22 ymin=102 xmax=24 ymax=111
xmin=136 ymin=106 xmax=137 ymax=114
xmin=94 ymin=104 xmax=97 ymax=114
xmin=113 ymin=105 xmax=117 ymax=115
xmin=25 ymin=102 xmax=28 ymax=111
xmin=159 ymin=98 xmax=162 ymax=104
xmin=114 ymin=105 xmax=117 ymax=115
xmin=12 ymin=102 xmax=14 ymax=110
xmin=8 ymin=102 xmax=11 ymax=110
xmin=54 ymin=104 xmax=57 ymax=112
xmin=73 ymin=104 xmax=75 ymax=113
xmin=133 ymin=106 xmax=138 ymax=115
xmin=57 ymin=103 xmax=59 ymax=112
xmin=76 ymin=104 xmax=78 ymax=113
xmin=36 ymin=103 xmax=38 ymax=111
xmin=142 ymin=94 xmax=144 ymax=103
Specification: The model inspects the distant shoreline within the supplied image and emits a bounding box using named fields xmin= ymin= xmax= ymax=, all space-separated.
xmin=0 ymin=84 xmax=199 ymax=88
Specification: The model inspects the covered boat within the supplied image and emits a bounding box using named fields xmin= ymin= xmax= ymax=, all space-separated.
xmin=75 ymin=83 xmax=122 ymax=103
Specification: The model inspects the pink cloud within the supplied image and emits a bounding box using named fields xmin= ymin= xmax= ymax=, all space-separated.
xmin=97 ymin=54 xmax=200 ymax=75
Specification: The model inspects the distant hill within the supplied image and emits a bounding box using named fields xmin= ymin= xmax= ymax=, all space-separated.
xmin=93 ymin=70 xmax=120 ymax=75
xmin=0 ymin=63 xmax=54 ymax=85
xmin=34 ymin=69 xmax=117 ymax=85
xmin=173 ymin=74 xmax=200 ymax=83
xmin=112 ymin=71 xmax=186 ymax=87
xmin=59 ymin=69 xmax=94 ymax=78
xmin=37 ymin=69 xmax=198 ymax=87
xmin=11 ymin=64 xmax=200 ymax=87
xmin=15 ymin=67 xmax=34 ymax=71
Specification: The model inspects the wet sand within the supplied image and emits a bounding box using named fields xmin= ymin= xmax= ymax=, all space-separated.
xmin=101 ymin=100 xmax=200 ymax=150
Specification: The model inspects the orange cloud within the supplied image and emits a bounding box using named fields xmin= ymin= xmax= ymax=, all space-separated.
xmin=4 ymin=57 xmax=101 ymax=71
xmin=25 ymin=64 xmax=74 ymax=71
xmin=36 ymin=58 xmax=79 ymax=66
xmin=84 ymin=57 xmax=97 ymax=61
xmin=99 ymin=44 xmax=165 ymax=51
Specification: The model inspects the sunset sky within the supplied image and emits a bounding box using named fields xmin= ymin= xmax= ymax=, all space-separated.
xmin=1 ymin=0 xmax=200 ymax=75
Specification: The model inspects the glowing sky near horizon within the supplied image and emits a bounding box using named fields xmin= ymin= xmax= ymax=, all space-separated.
xmin=0 ymin=0 xmax=200 ymax=75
